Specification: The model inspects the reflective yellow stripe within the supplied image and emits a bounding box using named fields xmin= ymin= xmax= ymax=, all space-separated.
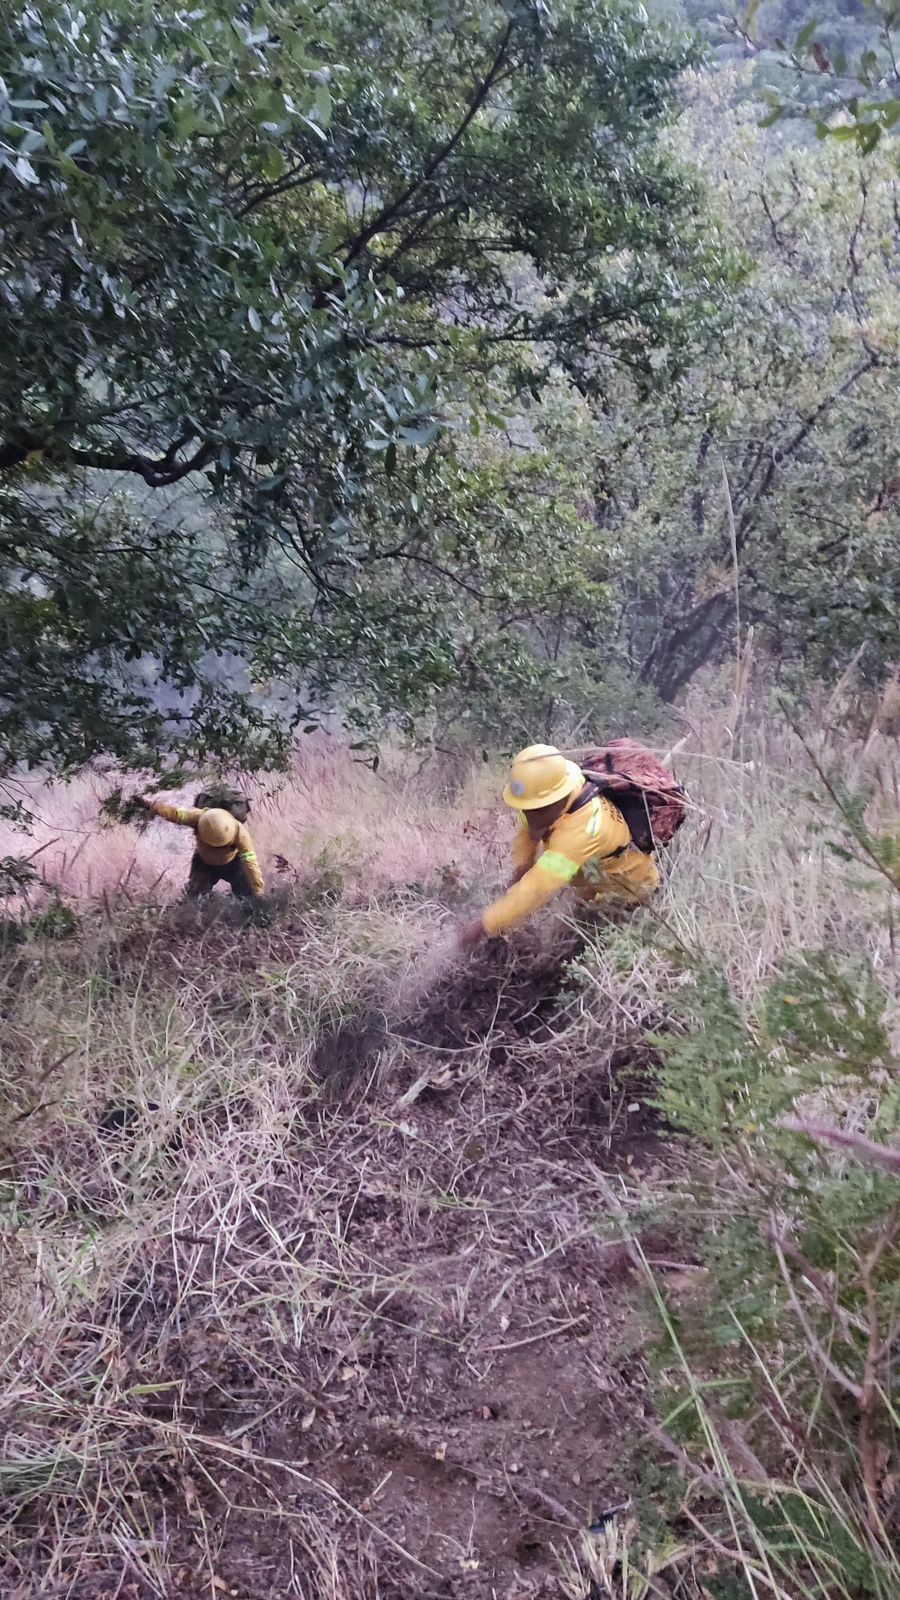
xmin=240 ymin=850 xmax=257 ymax=862
xmin=176 ymin=807 xmax=189 ymax=822
xmin=586 ymin=798 xmax=603 ymax=838
xmin=537 ymin=850 xmax=579 ymax=882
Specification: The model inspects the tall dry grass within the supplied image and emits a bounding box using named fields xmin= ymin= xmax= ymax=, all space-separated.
xmin=1 ymin=705 xmax=898 ymax=1597
xmin=5 ymin=710 xmax=896 ymax=997
xmin=0 ymin=736 xmax=505 ymax=908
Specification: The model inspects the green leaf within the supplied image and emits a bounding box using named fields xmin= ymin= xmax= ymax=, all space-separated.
xmin=857 ymin=121 xmax=881 ymax=153
xmin=13 ymin=154 xmax=38 ymax=185
xmin=174 ymin=102 xmax=197 ymax=138
xmin=300 ymin=113 xmax=327 ymax=141
xmin=314 ymin=82 xmax=332 ymax=128
xmin=743 ymin=0 xmax=764 ymax=39
xmin=398 ymin=422 xmax=439 ymax=446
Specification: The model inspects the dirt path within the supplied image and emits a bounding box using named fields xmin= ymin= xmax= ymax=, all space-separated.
xmin=159 ymin=939 xmax=672 ymax=1599
xmin=3 ymin=924 xmax=676 ymax=1600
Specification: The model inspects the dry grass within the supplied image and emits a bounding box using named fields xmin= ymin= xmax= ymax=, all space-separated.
xmin=0 ymin=736 xmax=503 ymax=908
xmin=1 ymin=706 xmax=898 ymax=1598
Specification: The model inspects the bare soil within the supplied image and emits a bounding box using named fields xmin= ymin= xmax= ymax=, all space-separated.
xmin=4 ymin=923 xmax=678 ymax=1600
xmin=175 ymin=942 xmax=668 ymax=1597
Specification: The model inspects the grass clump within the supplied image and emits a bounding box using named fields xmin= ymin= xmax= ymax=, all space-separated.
xmin=1 ymin=706 xmax=899 ymax=1597
xmin=593 ymin=743 xmax=900 ymax=1600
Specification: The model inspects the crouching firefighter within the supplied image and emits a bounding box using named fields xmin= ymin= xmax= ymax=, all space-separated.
xmin=460 ymin=741 xmax=686 ymax=950
xmin=141 ymin=787 xmax=264 ymax=899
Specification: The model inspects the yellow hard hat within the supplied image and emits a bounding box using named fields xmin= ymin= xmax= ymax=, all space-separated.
xmin=197 ymin=808 xmax=238 ymax=848
xmin=502 ymin=744 xmax=584 ymax=810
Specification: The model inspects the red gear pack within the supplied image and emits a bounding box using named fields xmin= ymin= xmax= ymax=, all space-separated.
xmin=579 ymin=739 xmax=687 ymax=853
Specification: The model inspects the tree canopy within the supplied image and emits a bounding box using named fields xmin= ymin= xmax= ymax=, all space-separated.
xmin=0 ymin=0 xmax=728 ymax=776
xmin=575 ymin=79 xmax=900 ymax=702
xmin=674 ymin=0 xmax=900 ymax=151
xmin=6 ymin=0 xmax=891 ymax=783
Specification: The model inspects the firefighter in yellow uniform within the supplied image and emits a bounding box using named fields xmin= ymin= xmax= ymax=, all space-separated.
xmin=142 ymin=798 xmax=265 ymax=899
xmin=460 ymin=745 xmax=659 ymax=948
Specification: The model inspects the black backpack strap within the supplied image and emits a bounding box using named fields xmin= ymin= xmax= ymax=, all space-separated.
xmin=568 ymin=781 xmax=630 ymax=861
xmin=568 ymin=778 xmax=601 ymax=814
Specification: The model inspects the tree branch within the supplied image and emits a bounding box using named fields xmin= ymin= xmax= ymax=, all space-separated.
xmin=341 ymin=22 xmax=516 ymax=271
xmin=234 ymin=165 xmax=325 ymax=219
xmin=0 ymin=431 xmax=215 ymax=486
xmin=735 ymin=355 xmax=879 ymax=548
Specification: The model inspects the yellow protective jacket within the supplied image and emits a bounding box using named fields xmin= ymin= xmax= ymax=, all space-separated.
xmin=150 ymin=802 xmax=265 ymax=896
xmin=482 ymin=788 xmax=659 ymax=937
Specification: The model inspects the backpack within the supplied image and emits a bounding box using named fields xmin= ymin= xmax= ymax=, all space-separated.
xmin=579 ymin=739 xmax=687 ymax=853
xmin=194 ymin=784 xmax=250 ymax=824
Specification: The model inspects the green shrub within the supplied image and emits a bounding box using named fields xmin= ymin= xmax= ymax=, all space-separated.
xmin=632 ymin=923 xmax=900 ymax=1594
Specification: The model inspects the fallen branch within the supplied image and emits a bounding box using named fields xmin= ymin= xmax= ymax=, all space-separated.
xmin=481 ymin=1312 xmax=587 ymax=1353
xmin=782 ymin=1116 xmax=900 ymax=1175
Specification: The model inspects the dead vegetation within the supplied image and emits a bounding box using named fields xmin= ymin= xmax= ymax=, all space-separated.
xmin=0 ymin=914 xmax=666 ymax=1599
xmin=1 ymin=707 xmax=898 ymax=1598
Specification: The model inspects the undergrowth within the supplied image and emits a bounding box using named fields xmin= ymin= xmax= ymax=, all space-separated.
xmin=1 ymin=707 xmax=898 ymax=1598
xmin=574 ymin=728 xmax=900 ymax=1599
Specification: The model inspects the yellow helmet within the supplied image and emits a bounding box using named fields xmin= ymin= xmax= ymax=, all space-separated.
xmin=502 ymin=744 xmax=583 ymax=810
xmin=197 ymin=808 xmax=238 ymax=848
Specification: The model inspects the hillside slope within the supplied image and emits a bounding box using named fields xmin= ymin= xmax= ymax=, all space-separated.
xmin=2 ymin=715 xmax=897 ymax=1598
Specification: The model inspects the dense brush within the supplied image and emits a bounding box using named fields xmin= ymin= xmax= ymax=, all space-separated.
xmin=1 ymin=706 xmax=898 ymax=1597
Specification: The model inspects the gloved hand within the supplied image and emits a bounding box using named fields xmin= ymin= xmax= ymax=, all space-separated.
xmin=458 ymin=916 xmax=486 ymax=953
